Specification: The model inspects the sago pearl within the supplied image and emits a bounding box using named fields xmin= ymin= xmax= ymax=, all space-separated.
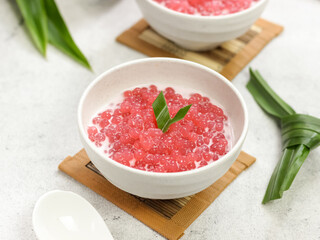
xmin=153 ymin=0 xmax=259 ymax=16
xmin=87 ymin=85 xmax=232 ymax=173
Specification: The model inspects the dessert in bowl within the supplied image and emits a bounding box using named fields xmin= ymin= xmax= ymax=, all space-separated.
xmin=135 ymin=0 xmax=268 ymax=51
xmin=78 ymin=58 xmax=248 ymax=199
xmin=153 ymin=0 xmax=261 ymax=16
xmin=87 ymin=85 xmax=233 ymax=173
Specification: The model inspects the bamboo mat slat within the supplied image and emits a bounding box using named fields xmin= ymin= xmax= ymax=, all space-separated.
xmin=59 ymin=149 xmax=256 ymax=240
xmin=116 ymin=18 xmax=283 ymax=80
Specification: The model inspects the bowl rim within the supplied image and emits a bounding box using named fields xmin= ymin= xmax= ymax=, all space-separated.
xmin=78 ymin=58 xmax=248 ymax=178
xmin=142 ymin=0 xmax=268 ymax=20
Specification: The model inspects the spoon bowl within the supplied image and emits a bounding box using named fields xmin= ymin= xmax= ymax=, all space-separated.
xmin=33 ymin=190 xmax=114 ymax=240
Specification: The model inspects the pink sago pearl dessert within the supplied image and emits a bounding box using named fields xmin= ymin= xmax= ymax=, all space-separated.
xmin=87 ymin=85 xmax=233 ymax=173
xmin=153 ymin=0 xmax=260 ymax=16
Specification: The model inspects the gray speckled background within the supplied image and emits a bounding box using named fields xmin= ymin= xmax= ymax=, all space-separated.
xmin=1 ymin=0 xmax=320 ymax=239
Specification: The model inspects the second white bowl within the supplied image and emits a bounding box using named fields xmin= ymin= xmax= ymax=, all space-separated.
xmin=136 ymin=0 xmax=268 ymax=51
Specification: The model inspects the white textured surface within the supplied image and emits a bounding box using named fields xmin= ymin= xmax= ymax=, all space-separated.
xmin=1 ymin=0 xmax=320 ymax=239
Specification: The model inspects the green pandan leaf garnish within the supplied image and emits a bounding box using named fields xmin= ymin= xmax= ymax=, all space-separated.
xmin=152 ymin=91 xmax=192 ymax=133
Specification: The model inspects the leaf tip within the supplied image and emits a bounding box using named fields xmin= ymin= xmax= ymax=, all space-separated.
xmin=152 ymin=91 xmax=164 ymax=107
xmin=249 ymin=67 xmax=255 ymax=77
xmin=85 ymin=62 xmax=93 ymax=71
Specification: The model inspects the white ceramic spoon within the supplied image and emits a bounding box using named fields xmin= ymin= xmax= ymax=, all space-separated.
xmin=33 ymin=190 xmax=114 ymax=240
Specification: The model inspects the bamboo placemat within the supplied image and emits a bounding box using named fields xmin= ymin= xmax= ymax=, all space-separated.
xmin=117 ymin=18 xmax=283 ymax=80
xmin=59 ymin=149 xmax=256 ymax=240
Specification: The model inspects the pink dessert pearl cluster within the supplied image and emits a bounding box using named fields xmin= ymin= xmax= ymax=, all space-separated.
xmin=87 ymin=85 xmax=230 ymax=173
xmin=154 ymin=0 xmax=259 ymax=16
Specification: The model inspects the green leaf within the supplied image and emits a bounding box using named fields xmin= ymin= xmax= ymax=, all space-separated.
xmin=281 ymin=114 xmax=320 ymax=150
xmin=163 ymin=105 xmax=192 ymax=132
xmin=262 ymin=145 xmax=309 ymax=204
xmin=16 ymin=0 xmax=48 ymax=56
xmin=152 ymin=91 xmax=192 ymax=133
xmin=281 ymin=114 xmax=320 ymax=135
xmin=44 ymin=0 xmax=91 ymax=69
xmin=152 ymin=91 xmax=171 ymax=131
xmin=247 ymin=68 xmax=295 ymax=119
xmin=247 ymin=69 xmax=320 ymax=204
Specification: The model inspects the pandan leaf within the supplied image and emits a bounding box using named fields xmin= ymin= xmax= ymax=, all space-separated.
xmin=152 ymin=91 xmax=171 ymax=131
xmin=281 ymin=114 xmax=320 ymax=135
xmin=44 ymin=0 xmax=91 ymax=69
xmin=281 ymin=114 xmax=320 ymax=150
xmin=247 ymin=68 xmax=295 ymax=119
xmin=152 ymin=91 xmax=192 ymax=133
xmin=247 ymin=69 xmax=320 ymax=204
xmin=262 ymin=145 xmax=309 ymax=204
xmin=16 ymin=0 xmax=48 ymax=56
xmin=163 ymin=105 xmax=192 ymax=133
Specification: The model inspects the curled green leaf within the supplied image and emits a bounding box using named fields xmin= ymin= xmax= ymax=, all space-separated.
xmin=152 ymin=91 xmax=192 ymax=133
xmin=281 ymin=114 xmax=320 ymax=149
xmin=281 ymin=114 xmax=320 ymax=134
xmin=247 ymin=69 xmax=320 ymax=204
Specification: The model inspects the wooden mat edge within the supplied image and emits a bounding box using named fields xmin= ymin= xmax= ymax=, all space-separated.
xmin=59 ymin=149 xmax=185 ymax=240
xmin=116 ymin=19 xmax=177 ymax=59
xmin=220 ymin=18 xmax=284 ymax=80
xmin=169 ymin=151 xmax=255 ymax=229
xmin=59 ymin=150 xmax=255 ymax=240
xmin=116 ymin=18 xmax=283 ymax=81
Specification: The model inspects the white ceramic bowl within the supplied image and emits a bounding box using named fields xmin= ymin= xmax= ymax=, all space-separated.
xmin=78 ymin=58 xmax=248 ymax=199
xmin=136 ymin=0 xmax=268 ymax=51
